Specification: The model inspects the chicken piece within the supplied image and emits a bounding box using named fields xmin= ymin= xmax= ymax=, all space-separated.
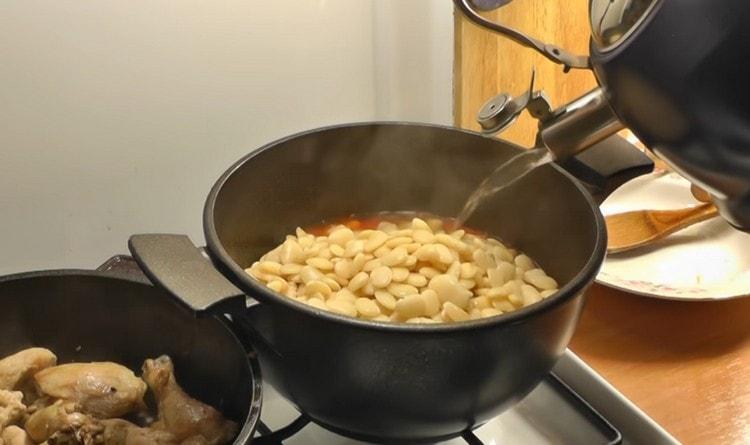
xmin=24 ymin=400 xmax=94 ymax=443
xmin=0 ymin=349 xmax=57 ymax=391
xmin=142 ymin=356 xmax=237 ymax=445
xmin=34 ymin=362 xmax=147 ymax=418
xmin=100 ymin=419 xmax=177 ymax=445
xmin=1 ymin=426 xmax=34 ymax=445
xmin=0 ymin=391 xmax=25 ymax=429
xmin=181 ymin=436 xmax=209 ymax=445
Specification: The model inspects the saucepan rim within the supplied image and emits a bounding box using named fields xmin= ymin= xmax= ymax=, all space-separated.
xmin=204 ymin=121 xmax=606 ymax=334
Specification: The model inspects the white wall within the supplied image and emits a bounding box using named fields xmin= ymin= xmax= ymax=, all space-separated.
xmin=373 ymin=1 xmax=454 ymax=123
xmin=0 ymin=1 xmax=453 ymax=274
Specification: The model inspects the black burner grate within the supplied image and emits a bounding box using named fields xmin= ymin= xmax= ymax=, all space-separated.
xmin=253 ymin=374 xmax=621 ymax=445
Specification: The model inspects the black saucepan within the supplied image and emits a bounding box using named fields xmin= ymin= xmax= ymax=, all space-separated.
xmin=0 ymin=257 xmax=261 ymax=444
xmin=129 ymin=122 xmax=652 ymax=443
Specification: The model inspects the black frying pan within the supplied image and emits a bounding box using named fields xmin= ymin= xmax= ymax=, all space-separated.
xmin=0 ymin=257 xmax=261 ymax=444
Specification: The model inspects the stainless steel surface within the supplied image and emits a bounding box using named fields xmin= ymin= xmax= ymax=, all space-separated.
xmin=477 ymin=69 xmax=537 ymax=135
xmin=540 ymin=88 xmax=625 ymax=159
xmin=526 ymin=91 xmax=555 ymax=122
xmin=555 ymin=352 xmax=680 ymax=445
xmin=477 ymin=93 xmax=514 ymax=134
xmin=590 ymin=0 xmax=661 ymax=51
xmin=453 ymin=0 xmax=589 ymax=70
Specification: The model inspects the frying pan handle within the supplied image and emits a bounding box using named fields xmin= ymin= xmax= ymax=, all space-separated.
xmin=128 ymin=234 xmax=247 ymax=316
xmin=555 ymin=134 xmax=654 ymax=204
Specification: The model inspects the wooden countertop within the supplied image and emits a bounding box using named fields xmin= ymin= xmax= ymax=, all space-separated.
xmin=570 ymin=284 xmax=750 ymax=445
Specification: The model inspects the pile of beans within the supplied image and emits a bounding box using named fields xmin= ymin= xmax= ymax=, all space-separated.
xmin=246 ymin=217 xmax=558 ymax=323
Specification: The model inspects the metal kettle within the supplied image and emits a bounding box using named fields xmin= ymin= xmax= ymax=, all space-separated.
xmin=456 ymin=0 xmax=750 ymax=230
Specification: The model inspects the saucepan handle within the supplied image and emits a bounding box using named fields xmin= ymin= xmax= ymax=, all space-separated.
xmin=128 ymin=234 xmax=247 ymax=316
xmin=556 ymin=134 xmax=654 ymax=205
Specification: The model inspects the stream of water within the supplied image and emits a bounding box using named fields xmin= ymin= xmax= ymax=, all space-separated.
xmin=455 ymin=147 xmax=554 ymax=226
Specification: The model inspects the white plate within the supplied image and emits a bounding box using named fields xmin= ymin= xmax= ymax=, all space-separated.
xmin=596 ymin=171 xmax=750 ymax=300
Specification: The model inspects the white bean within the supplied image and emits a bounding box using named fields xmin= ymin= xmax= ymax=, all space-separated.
xmin=321 ymin=276 xmax=342 ymax=292
xmin=259 ymin=261 xmax=282 ymax=275
xmin=363 ymin=258 xmax=383 ymax=272
xmin=348 ymin=272 xmax=369 ymax=292
xmin=470 ymin=296 xmax=491 ymax=310
xmin=540 ymin=289 xmax=557 ymax=298
xmin=304 ymin=280 xmax=332 ymax=297
xmin=480 ymin=308 xmax=502 ymax=318
xmin=442 ymin=301 xmax=470 ymax=322
xmin=473 ymin=249 xmax=495 ymax=269
xmin=394 ymin=294 xmax=427 ymax=319
xmin=488 ymin=262 xmax=515 ymax=287
xmin=355 ymin=298 xmax=381 ymax=318
xmin=421 ymin=289 xmax=441 ymax=316
xmin=326 ymin=299 xmax=357 ymax=317
xmin=280 ymin=239 xmax=304 ymax=264
xmin=381 ymin=247 xmax=408 ymax=267
xmin=418 ymin=267 xmax=440 ymax=279
xmin=374 ymin=291 xmax=397 ymax=310
xmin=428 ymin=274 xmax=471 ymax=309
xmin=460 ymin=263 xmax=477 ymax=280
xmin=523 ymin=270 xmax=559 ymax=291
xmin=521 ymin=284 xmax=542 ymax=306
xmin=412 ymin=230 xmax=435 ymax=244
xmin=447 ymin=261 xmax=461 ymax=279
xmin=391 ymin=267 xmax=410 ymax=282
xmin=364 ymin=231 xmax=389 ymax=252
xmin=434 ymin=244 xmax=455 ymax=264
xmin=386 ymin=236 xmax=413 ymax=248
xmin=328 ymin=227 xmax=355 ymax=246
xmin=406 ymin=273 xmax=428 ymax=288
xmin=387 ymin=283 xmax=419 ymax=298
xmin=514 ymin=254 xmax=535 ymax=271
xmin=300 ymin=266 xmax=324 ymax=284
xmin=280 ymin=263 xmax=303 ymax=276
xmin=306 ymin=257 xmax=333 ymax=271
xmin=329 ymin=244 xmax=345 ymax=257
xmin=267 ymin=280 xmax=287 ymax=294
xmin=334 ymin=260 xmax=354 ymax=279
xmin=411 ymin=217 xmax=431 ymax=231
xmin=493 ymin=300 xmax=516 ymax=312
xmin=307 ymin=297 xmax=327 ymax=310
xmin=254 ymin=217 xmax=557 ymax=324
xmin=362 ymin=283 xmax=376 ymax=296
xmin=370 ymin=266 xmax=393 ymax=288
xmin=435 ymin=233 xmax=466 ymax=252
xmin=336 ymin=289 xmax=357 ymax=304
xmin=459 ymin=279 xmax=476 ymax=290
xmin=343 ymin=240 xmax=365 ymax=258
xmin=403 ymin=255 xmax=418 ymax=267
xmin=373 ymin=246 xmax=391 ymax=258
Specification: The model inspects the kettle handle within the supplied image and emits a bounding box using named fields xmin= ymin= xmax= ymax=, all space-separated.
xmin=454 ymin=0 xmax=590 ymax=71
xmin=557 ymin=134 xmax=654 ymax=205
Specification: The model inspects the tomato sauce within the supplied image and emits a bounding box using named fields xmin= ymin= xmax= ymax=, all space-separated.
xmin=304 ymin=212 xmax=487 ymax=237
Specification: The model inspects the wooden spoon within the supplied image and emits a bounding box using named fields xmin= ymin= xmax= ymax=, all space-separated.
xmin=606 ymin=203 xmax=719 ymax=254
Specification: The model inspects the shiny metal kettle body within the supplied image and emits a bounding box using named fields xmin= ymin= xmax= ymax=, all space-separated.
xmin=456 ymin=0 xmax=750 ymax=230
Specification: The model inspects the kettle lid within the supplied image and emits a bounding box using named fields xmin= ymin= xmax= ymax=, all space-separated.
xmin=590 ymin=0 xmax=660 ymax=51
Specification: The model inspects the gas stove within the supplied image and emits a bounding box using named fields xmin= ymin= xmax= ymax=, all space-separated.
xmin=98 ymin=256 xmax=679 ymax=445
xmin=252 ymin=352 xmax=678 ymax=445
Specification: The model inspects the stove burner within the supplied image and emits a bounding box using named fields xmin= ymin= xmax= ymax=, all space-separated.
xmin=252 ymin=374 xmax=621 ymax=445
xmin=253 ymin=415 xmax=488 ymax=445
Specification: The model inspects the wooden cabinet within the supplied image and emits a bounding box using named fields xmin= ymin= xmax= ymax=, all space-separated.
xmin=454 ymin=1 xmax=596 ymax=147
